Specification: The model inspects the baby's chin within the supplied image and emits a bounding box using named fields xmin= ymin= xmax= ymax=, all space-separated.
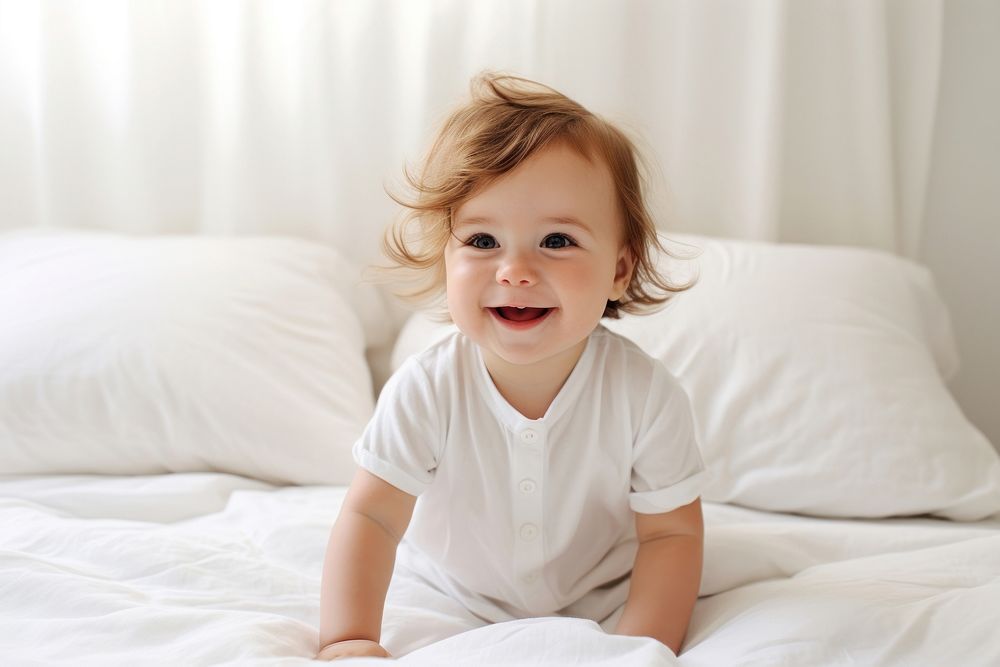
xmin=479 ymin=337 xmax=590 ymax=373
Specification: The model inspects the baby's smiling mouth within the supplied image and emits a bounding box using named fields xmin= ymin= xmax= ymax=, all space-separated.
xmin=491 ymin=306 xmax=552 ymax=322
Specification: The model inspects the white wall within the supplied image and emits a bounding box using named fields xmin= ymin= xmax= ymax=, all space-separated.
xmin=921 ymin=0 xmax=1000 ymax=451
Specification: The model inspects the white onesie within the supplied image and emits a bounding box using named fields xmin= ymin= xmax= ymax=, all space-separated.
xmin=353 ymin=324 xmax=706 ymax=653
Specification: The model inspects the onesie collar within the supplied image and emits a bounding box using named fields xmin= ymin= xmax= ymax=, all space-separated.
xmin=473 ymin=327 xmax=600 ymax=432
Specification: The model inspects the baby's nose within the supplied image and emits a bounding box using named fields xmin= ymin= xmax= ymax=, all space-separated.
xmin=496 ymin=254 xmax=538 ymax=286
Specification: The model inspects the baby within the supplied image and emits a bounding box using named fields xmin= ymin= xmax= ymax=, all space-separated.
xmin=318 ymin=73 xmax=705 ymax=660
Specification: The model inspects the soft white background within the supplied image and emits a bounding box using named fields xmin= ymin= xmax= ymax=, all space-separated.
xmin=0 ymin=0 xmax=996 ymax=449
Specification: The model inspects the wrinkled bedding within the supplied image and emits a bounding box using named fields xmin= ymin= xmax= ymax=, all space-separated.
xmin=2 ymin=473 xmax=998 ymax=666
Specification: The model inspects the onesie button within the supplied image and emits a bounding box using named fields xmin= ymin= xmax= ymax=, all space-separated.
xmin=519 ymin=429 xmax=537 ymax=443
xmin=518 ymin=479 xmax=537 ymax=494
xmin=519 ymin=523 xmax=539 ymax=541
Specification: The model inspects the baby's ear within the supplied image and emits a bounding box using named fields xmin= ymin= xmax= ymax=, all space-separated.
xmin=611 ymin=247 xmax=635 ymax=300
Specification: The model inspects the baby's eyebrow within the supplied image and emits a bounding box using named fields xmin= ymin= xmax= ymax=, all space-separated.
xmin=453 ymin=215 xmax=593 ymax=233
xmin=543 ymin=215 xmax=593 ymax=233
xmin=452 ymin=216 xmax=491 ymax=228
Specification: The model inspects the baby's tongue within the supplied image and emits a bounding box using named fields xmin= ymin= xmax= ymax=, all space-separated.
xmin=499 ymin=306 xmax=547 ymax=322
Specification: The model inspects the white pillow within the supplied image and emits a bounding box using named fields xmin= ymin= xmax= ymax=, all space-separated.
xmin=391 ymin=234 xmax=1000 ymax=520
xmin=0 ymin=230 xmax=389 ymax=485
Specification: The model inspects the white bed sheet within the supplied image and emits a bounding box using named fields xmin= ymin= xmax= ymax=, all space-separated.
xmin=2 ymin=473 xmax=998 ymax=666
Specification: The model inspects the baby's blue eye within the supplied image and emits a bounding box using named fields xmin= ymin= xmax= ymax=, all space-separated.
xmin=466 ymin=234 xmax=498 ymax=250
xmin=542 ymin=233 xmax=576 ymax=249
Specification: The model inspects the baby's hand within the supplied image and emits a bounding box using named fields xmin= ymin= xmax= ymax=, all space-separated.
xmin=316 ymin=639 xmax=391 ymax=661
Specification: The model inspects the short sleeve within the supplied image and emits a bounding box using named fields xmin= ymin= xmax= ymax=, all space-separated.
xmin=352 ymin=357 xmax=442 ymax=496
xmin=629 ymin=361 xmax=706 ymax=514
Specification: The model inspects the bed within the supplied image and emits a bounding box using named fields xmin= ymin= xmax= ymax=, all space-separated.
xmin=2 ymin=229 xmax=999 ymax=666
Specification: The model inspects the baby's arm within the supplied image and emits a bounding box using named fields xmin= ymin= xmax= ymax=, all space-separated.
xmin=317 ymin=468 xmax=417 ymax=660
xmin=614 ymin=497 xmax=704 ymax=656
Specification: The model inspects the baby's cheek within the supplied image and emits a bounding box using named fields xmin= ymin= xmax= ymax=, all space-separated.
xmin=442 ymin=269 xmax=479 ymax=329
xmin=444 ymin=255 xmax=483 ymax=284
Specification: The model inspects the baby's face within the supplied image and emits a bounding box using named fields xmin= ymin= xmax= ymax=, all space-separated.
xmin=444 ymin=142 xmax=632 ymax=371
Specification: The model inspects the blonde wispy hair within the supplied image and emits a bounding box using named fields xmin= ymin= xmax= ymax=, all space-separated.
xmin=379 ymin=71 xmax=696 ymax=318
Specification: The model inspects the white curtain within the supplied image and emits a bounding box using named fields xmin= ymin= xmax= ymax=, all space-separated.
xmin=0 ymin=0 xmax=943 ymax=263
